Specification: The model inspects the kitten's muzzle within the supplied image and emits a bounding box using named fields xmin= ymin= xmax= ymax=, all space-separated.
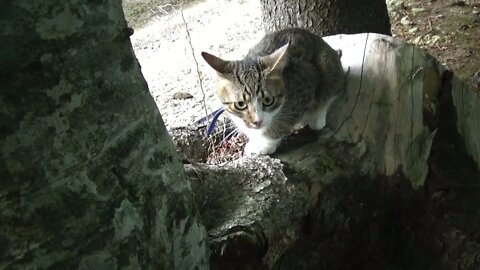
xmin=248 ymin=120 xmax=263 ymax=129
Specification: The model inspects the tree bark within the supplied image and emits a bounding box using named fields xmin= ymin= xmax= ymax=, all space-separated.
xmin=179 ymin=33 xmax=480 ymax=269
xmin=0 ymin=1 xmax=208 ymax=269
xmin=260 ymin=0 xmax=392 ymax=36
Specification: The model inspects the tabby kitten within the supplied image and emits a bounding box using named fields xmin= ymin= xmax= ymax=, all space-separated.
xmin=202 ymin=28 xmax=344 ymax=155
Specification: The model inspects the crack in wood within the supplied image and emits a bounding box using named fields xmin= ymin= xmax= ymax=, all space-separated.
xmin=409 ymin=46 xmax=416 ymax=159
xmin=333 ymin=33 xmax=370 ymax=138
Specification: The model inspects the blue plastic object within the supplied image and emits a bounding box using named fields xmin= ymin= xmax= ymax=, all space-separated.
xmin=196 ymin=108 xmax=225 ymax=135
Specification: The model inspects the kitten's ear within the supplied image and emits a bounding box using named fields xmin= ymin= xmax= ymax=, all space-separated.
xmin=201 ymin=52 xmax=233 ymax=75
xmin=261 ymin=43 xmax=289 ymax=73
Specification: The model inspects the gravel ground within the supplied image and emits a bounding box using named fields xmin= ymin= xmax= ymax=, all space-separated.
xmin=129 ymin=0 xmax=480 ymax=130
xmin=130 ymin=0 xmax=264 ymax=129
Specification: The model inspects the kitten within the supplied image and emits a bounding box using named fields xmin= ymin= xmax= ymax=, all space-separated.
xmin=202 ymin=28 xmax=344 ymax=155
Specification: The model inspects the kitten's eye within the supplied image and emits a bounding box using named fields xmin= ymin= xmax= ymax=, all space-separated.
xmin=263 ymin=97 xmax=275 ymax=107
xmin=234 ymin=101 xmax=247 ymax=110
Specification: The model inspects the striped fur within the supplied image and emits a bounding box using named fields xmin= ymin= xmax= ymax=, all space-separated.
xmin=202 ymin=28 xmax=344 ymax=155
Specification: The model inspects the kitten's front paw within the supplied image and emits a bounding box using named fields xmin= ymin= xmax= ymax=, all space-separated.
xmin=309 ymin=96 xmax=338 ymax=130
xmin=244 ymin=139 xmax=280 ymax=155
xmin=309 ymin=114 xmax=326 ymax=130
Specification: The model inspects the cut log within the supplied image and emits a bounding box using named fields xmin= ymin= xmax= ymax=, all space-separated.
xmin=186 ymin=156 xmax=309 ymax=269
xmin=326 ymin=33 xmax=440 ymax=189
xmin=179 ymin=33 xmax=480 ymax=269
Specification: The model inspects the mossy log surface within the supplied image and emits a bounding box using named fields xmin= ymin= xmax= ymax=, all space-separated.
xmin=177 ymin=33 xmax=480 ymax=269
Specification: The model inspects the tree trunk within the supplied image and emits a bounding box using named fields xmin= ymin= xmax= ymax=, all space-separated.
xmin=260 ymin=0 xmax=392 ymax=36
xmin=178 ymin=33 xmax=480 ymax=269
xmin=0 ymin=1 xmax=208 ymax=269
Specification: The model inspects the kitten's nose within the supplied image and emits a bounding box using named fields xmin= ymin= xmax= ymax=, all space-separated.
xmin=252 ymin=120 xmax=263 ymax=127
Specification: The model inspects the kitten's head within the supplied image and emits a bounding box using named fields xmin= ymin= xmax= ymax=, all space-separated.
xmin=202 ymin=44 xmax=288 ymax=131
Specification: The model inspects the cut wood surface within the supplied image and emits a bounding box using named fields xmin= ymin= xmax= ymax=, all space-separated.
xmin=326 ymin=33 xmax=440 ymax=189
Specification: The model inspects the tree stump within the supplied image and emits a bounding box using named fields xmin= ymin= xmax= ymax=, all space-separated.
xmin=179 ymin=33 xmax=480 ymax=269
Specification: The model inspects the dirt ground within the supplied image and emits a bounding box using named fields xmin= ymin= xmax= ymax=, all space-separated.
xmin=126 ymin=0 xmax=264 ymax=129
xmin=388 ymin=0 xmax=480 ymax=91
xmin=123 ymin=0 xmax=480 ymax=130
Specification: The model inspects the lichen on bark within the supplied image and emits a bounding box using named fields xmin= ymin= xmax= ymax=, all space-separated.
xmin=0 ymin=0 xmax=208 ymax=269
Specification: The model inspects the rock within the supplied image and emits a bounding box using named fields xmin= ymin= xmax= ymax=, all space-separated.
xmin=173 ymin=91 xmax=194 ymax=100
xmin=428 ymin=35 xmax=441 ymax=45
xmin=472 ymin=70 xmax=480 ymax=88
xmin=400 ymin=16 xmax=413 ymax=26
xmin=412 ymin=8 xmax=427 ymax=14
xmin=408 ymin=27 xmax=419 ymax=33
xmin=387 ymin=0 xmax=405 ymax=12
xmin=450 ymin=0 xmax=466 ymax=6
xmin=413 ymin=36 xmax=423 ymax=46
